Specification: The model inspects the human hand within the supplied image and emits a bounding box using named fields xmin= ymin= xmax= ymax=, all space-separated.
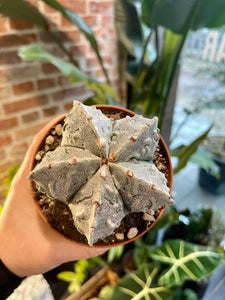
xmin=0 ymin=137 xmax=107 ymax=278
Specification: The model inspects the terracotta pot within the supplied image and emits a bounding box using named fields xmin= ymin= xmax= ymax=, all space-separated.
xmin=28 ymin=105 xmax=173 ymax=248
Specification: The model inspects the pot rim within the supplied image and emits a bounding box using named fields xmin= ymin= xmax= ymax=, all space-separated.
xmin=28 ymin=104 xmax=173 ymax=248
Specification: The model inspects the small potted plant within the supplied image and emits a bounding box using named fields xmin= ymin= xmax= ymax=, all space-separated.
xmin=27 ymin=101 xmax=173 ymax=247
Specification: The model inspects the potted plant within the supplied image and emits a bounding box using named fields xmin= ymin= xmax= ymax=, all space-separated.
xmin=27 ymin=101 xmax=173 ymax=248
xmin=199 ymin=136 xmax=225 ymax=195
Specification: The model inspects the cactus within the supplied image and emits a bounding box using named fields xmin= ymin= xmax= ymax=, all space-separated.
xmin=29 ymin=101 xmax=173 ymax=246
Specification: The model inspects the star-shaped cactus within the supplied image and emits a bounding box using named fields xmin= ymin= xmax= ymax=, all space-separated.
xmin=29 ymin=101 xmax=173 ymax=246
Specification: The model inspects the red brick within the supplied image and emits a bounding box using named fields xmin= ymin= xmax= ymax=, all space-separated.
xmin=0 ymin=149 xmax=5 ymax=160
xmin=9 ymin=142 xmax=29 ymax=158
xmin=0 ymin=33 xmax=37 ymax=48
xmin=0 ymin=18 xmax=7 ymax=33
xmin=58 ymin=75 xmax=71 ymax=87
xmin=40 ymin=30 xmax=80 ymax=44
xmin=60 ymin=1 xmax=86 ymax=13
xmin=70 ymin=44 xmax=87 ymax=57
xmin=39 ymin=31 xmax=55 ymax=44
xmin=102 ymin=55 xmax=113 ymax=65
xmin=64 ymin=102 xmax=73 ymax=111
xmin=101 ymin=16 xmax=114 ymax=27
xmin=86 ymin=57 xmax=100 ymax=68
xmin=52 ymin=85 xmax=85 ymax=101
xmin=0 ymin=134 xmax=12 ymax=147
xmin=22 ymin=111 xmax=40 ymax=123
xmin=0 ymin=69 xmax=10 ymax=83
xmin=0 ymin=51 xmax=21 ymax=65
xmin=83 ymin=15 xmax=98 ymax=27
xmin=61 ymin=17 xmax=74 ymax=28
xmin=9 ymin=19 xmax=33 ymax=30
xmin=10 ymin=65 xmax=40 ymax=81
xmin=48 ymin=15 xmax=61 ymax=29
xmin=0 ymin=161 xmax=16 ymax=174
xmin=52 ymin=87 xmax=81 ymax=102
xmin=65 ymin=30 xmax=80 ymax=43
xmin=90 ymin=1 xmax=113 ymax=14
xmin=95 ymin=68 xmax=104 ymax=77
xmin=3 ymin=95 xmax=48 ymax=114
xmin=13 ymin=82 xmax=34 ymax=95
xmin=47 ymin=46 xmax=65 ymax=58
xmin=103 ymin=40 xmax=118 ymax=52
xmin=94 ymin=26 xmax=115 ymax=39
xmin=42 ymin=63 xmax=60 ymax=74
xmin=0 ymin=86 xmax=10 ymax=100
xmin=43 ymin=106 xmax=59 ymax=117
xmin=37 ymin=78 xmax=56 ymax=90
xmin=15 ymin=121 xmax=48 ymax=140
xmin=0 ymin=117 xmax=18 ymax=131
xmin=41 ymin=3 xmax=56 ymax=14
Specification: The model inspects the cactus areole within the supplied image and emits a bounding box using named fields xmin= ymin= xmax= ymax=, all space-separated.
xmin=29 ymin=101 xmax=174 ymax=246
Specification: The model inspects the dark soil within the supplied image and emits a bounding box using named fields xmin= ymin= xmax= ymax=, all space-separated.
xmin=32 ymin=110 xmax=170 ymax=246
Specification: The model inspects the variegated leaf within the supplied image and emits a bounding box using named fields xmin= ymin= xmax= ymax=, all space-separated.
xmin=148 ymin=239 xmax=222 ymax=286
xmin=109 ymin=263 xmax=174 ymax=300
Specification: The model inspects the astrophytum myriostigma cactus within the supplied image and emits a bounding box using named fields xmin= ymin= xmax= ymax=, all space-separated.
xmin=29 ymin=101 xmax=173 ymax=246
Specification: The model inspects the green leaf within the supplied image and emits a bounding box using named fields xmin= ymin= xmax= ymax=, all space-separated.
xmin=115 ymin=0 xmax=144 ymax=58
xmin=148 ymin=239 xmax=222 ymax=287
xmin=173 ymin=287 xmax=198 ymax=300
xmin=40 ymin=0 xmax=110 ymax=83
xmin=109 ymin=264 xmax=174 ymax=300
xmin=19 ymin=44 xmax=91 ymax=83
xmin=170 ymin=126 xmax=212 ymax=174
xmin=0 ymin=0 xmax=48 ymax=29
xmin=182 ymin=288 xmax=198 ymax=300
xmin=190 ymin=147 xmax=220 ymax=177
xmin=83 ymin=81 xmax=118 ymax=105
xmin=142 ymin=0 xmax=225 ymax=34
xmin=97 ymin=285 xmax=114 ymax=300
xmin=57 ymin=271 xmax=78 ymax=282
xmin=157 ymin=30 xmax=181 ymax=97
xmin=133 ymin=245 xmax=150 ymax=267
xmin=163 ymin=207 xmax=214 ymax=245
xmin=107 ymin=245 xmax=125 ymax=263
xmin=68 ymin=280 xmax=82 ymax=293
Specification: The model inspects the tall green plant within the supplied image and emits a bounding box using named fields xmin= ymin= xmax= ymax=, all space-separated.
xmin=114 ymin=0 xmax=225 ymax=173
xmin=115 ymin=0 xmax=225 ymax=122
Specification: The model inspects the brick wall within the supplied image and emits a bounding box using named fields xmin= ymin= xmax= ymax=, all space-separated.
xmin=0 ymin=0 xmax=119 ymax=176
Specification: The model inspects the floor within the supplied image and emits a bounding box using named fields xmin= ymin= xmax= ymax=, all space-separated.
xmin=173 ymin=161 xmax=225 ymax=213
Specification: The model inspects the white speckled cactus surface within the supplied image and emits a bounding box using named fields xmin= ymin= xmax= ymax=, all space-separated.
xmin=29 ymin=101 xmax=173 ymax=246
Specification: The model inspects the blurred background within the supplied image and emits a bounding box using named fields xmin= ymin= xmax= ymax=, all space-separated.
xmin=0 ymin=1 xmax=224 ymax=299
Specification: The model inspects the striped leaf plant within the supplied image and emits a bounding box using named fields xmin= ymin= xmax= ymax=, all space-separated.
xmin=108 ymin=239 xmax=224 ymax=300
